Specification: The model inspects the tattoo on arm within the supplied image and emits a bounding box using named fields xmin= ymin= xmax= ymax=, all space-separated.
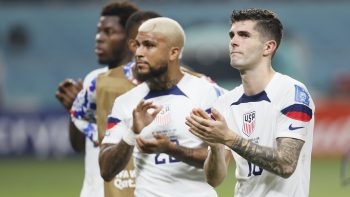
xmin=99 ymin=141 xmax=134 ymax=181
xmin=230 ymin=137 xmax=304 ymax=178
xmin=167 ymin=145 xmax=208 ymax=168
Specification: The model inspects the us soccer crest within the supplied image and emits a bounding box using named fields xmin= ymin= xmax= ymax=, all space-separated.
xmin=242 ymin=111 xmax=256 ymax=137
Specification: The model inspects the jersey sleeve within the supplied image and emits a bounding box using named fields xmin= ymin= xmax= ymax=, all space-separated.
xmin=276 ymin=84 xmax=314 ymax=141
xmin=102 ymin=98 xmax=130 ymax=144
xmin=200 ymin=78 xmax=227 ymax=114
xmin=70 ymin=74 xmax=99 ymax=145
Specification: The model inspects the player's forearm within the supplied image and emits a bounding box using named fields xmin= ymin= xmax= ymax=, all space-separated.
xmin=69 ymin=121 xmax=85 ymax=152
xmin=166 ymin=144 xmax=208 ymax=168
xmin=228 ymin=137 xmax=304 ymax=178
xmin=204 ymin=145 xmax=228 ymax=187
xmin=99 ymin=141 xmax=134 ymax=182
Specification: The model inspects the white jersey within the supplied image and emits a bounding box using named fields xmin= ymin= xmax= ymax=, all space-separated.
xmin=103 ymin=73 xmax=221 ymax=197
xmin=215 ymin=72 xmax=314 ymax=197
xmin=71 ymin=67 xmax=107 ymax=197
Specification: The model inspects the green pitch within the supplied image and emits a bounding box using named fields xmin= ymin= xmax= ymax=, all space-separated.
xmin=0 ymin=157 xmax=349 ymax=197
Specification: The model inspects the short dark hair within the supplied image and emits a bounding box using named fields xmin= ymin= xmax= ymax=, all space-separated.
xmin=101 ymin=1 xmax=139 ymax=28
xmin=125 ymin=10 xmax=161 ymax=39
xmin=231 ymin=8 xmax=283 ymax=49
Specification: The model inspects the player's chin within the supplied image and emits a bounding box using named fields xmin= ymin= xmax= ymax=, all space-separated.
xmin=136 ymin=66 xmax=150 ymax=75
xmin=230 ymin=61 xmax=245 ymax=70
xmin=136 ymin=71 xmax=151 ymax=82
xmin=97 ymin=57 xmax=109 ymax=65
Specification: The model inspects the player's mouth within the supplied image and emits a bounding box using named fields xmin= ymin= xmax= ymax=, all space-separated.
xmin=136 ymin=61 xmax=148 ymax=66
xmin=95 ymin=46 xmax=105 ymax=56
xmin=230 ymin=51 xmax=242 ymax=55
xmin=136 ymin=61 xmax=149 ymax=70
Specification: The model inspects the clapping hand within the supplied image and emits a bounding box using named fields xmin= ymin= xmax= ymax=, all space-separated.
xmin=55 ymin=79 xmax=83 ymax=110
xmin=186 ymin=107 xmax=235 ymax=146
xmin=136 ymin=133 xmax=173 ymax=154
xmin=132 ymin=100 xmax=162 ymax=134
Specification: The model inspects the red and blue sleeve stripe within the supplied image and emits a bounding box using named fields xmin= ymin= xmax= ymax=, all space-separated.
xmin=281 ymin=104 xmax=313 ymax=122
xmin=107 ymin=117 xmax=121 ymax=129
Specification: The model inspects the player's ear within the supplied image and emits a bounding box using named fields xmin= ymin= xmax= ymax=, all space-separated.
xmin=263 ymin=40 xmax=277 ymax=57
xmin=128 ymin=39 xmax=137 ymax=54
xmin=169 ymin=47 xmax=180 ymax=61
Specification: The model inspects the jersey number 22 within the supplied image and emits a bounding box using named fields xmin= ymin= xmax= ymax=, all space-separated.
xmin=155 ymin=139 xmax=180 ymax=164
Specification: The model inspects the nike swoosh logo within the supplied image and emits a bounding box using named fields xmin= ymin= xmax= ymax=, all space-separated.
xmin=289 ymin=124 xmax=304 ymax=131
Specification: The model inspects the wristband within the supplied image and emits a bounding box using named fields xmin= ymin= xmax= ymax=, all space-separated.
xmin=122 ymin=128 xmax=137 ymax=145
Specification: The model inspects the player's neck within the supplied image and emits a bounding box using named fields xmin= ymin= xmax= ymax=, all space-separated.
xmin=241 ymin=65 xmax=275 ymax=96
xmin=108 ymin=52 xmax=132 ymax=69
xmin=147 ymin=67 xmax=184 ymax=91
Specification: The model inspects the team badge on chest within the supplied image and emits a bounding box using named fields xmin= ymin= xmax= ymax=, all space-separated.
xmin=242 ymin=111 xmax=256 ymax=137
xmin=155 ymin=105 xmax=171 ymax=126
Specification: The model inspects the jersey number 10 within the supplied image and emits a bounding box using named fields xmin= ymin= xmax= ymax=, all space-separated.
xmin=247 ymin=161 xmax=263 ymax=177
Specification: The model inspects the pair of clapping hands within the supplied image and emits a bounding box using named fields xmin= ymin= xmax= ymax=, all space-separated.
xmin=133 ymin=100 xmax=234 ymax=152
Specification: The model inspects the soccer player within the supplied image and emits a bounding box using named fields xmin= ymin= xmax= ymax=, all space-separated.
xmin=186 ymin=8 xmax=315 ymax=197
xmin=55 ymin=2 xmax=138 ymax=197
xmin=95 ymin=10 xmax=162 ymax=144
xmin=99 ymin=17 xmax=221 ymax=197
xmin=95 ymin=10 xmax=161 ymax=197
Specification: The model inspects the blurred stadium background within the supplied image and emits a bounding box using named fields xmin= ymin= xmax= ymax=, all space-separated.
xmin=1 ymin=0 xmax=350 ymax=196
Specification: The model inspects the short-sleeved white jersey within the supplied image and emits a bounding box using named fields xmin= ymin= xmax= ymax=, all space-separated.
xmin=71 ymin=67 xmax=107 ymax=197
xmin=71 ymin=67 xmax=108 ymax=145
xmin=103 ymin=73 xmax=221 ymax=197
xmin=215 ymin=72 xmax=314 ymax=197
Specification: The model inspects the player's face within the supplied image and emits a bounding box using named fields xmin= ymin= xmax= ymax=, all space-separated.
xmin=95 ymin=16 xmax=126 ymax=65
xmin=134 ymin=31 xmax=169 ymax=81
xmin=229 ymin=20 xmax=265 ymax=71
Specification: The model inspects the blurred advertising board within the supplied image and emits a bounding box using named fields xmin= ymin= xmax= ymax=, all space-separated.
xmin=0 ymin=111 xmax=74 ymax=159
xmin=313 ymin=98 xmax=350 ymax=158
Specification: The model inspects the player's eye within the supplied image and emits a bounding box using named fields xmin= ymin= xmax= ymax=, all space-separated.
xmin=229 ymin=32 xmax=234 ymax=39
xmin=105 ymin=28 xmax=113 ymax=35
xmin=238 ymin=32 xmax=250 ymax=38
xmin=144 ymin=41 xmax=155 ymax=49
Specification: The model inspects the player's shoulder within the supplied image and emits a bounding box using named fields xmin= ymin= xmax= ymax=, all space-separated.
xmin=182 ymin=73 xmax=221 ymax=90
xmin=83 ymin=67 xmax=108 ymax=85
xmin=278 ymin=72 xmax=307 ymax=88
xmin=85 ymin=67 xmax=108 ymax=79
xmin=269 ymin=73 xmax=310 ymax=96
xmin=177 ymin=73 xmax=216 ymax=97
xmin=113 ymin=82 xmax=148 ymax=106
xmin=268 ymin=72 xmax=314 ymax=108
xmin=216 ymin=84 xmax=243 ymax=104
